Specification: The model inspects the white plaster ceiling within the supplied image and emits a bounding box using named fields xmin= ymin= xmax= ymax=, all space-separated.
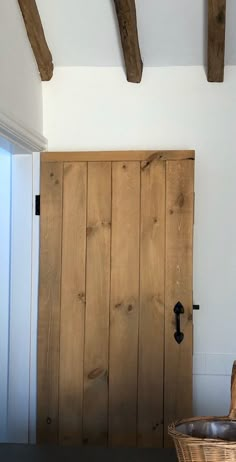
xmin=36 ymin=0 xmax=236 ymax=67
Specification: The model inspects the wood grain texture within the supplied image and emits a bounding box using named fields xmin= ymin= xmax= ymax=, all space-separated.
xmin=208 ymin=0 xmax=226 ymax=82
xmin=83 ymin=163 xmax=111 ymax=446
xmin=38 ymin=156 xmax=194 ymax=449
xmin=229 ymin=361 xmax=236 ymax=419
xmin=59 ymin=163 xmax=87 ymax=444
xmin=109 ymin=162 xmax=140 ymax=446
xmin=138 ymin=160 xmax=165 ymax=448
xmin=17 ymin=0 xmax=53 ymax=80
xmin=41 ymin=151 xmax=195 ymax=163
xmin=113 ymin=0 xmax=143 ymax=83
xmin=164 ymin=160 xmax=194 ymax=447
xmin=37 ymin=162 xmax=63 ymax=443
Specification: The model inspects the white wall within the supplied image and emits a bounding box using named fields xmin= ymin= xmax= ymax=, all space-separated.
xmin=0 ymin=0 xmax=43 ymax=134
xmin=43 ymin=66 xmax=236 ymax=417
xmin=0 ymin=148 xmax=11 ymax=442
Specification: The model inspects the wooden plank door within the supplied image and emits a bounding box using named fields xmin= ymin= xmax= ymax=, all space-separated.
xmin=37 ymin=150 xmax=194 ymax=448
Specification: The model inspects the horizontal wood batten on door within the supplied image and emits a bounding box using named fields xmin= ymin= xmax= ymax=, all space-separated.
xmin=41 ymin=151 xmax=195 ymax=163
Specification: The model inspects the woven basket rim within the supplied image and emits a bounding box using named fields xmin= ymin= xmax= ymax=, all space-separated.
xmin=168 ymin=416 xmax=236 ymax=447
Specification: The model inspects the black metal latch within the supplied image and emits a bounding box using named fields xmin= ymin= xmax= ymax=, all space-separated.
xmin=35 ymin=195 xmax=40 ymax=216
xmin=173 ymin=301 xmax=184 ymax=344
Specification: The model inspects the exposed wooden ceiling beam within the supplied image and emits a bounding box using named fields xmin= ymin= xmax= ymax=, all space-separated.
xmin=113 ymin=0 xmax=143 ymax=83
xmin=18 ymin=0 xmax=53 ymax=81
xmin=208 ymin=0 xmax=226 ymax=82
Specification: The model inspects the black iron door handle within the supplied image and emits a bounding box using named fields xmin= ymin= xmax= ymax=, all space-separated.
xmin=174 ymin=301 xmax=184 ymax=344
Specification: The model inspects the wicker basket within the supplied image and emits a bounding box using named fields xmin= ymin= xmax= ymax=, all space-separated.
xmin=168 ymin=361 xmax=236 ymax=462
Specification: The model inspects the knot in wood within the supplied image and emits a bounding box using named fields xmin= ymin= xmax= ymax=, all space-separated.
xmin=88 ymin=368 xmax=106 ymax=380
xmin=217 ymin=9 xmax=225 ymax=24
xmin=77 ymin=292 xmax=86 ymax=304
xmin=176 ymin=193 xmax=185 ymax=208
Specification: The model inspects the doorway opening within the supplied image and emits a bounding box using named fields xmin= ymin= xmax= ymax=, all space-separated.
xmin=0 ymin=137 xmax=39 ymax=444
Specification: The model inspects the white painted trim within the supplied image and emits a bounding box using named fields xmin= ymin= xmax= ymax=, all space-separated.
xmin=0 ymin=149 xmax=11 ymax=442
xmin=0 ymin=111 xmax=47 ymax=153
xmin=8 ymin=155 xmax=33 ymax=443
xmin=29 ymin=153 xmax=40 ymax=444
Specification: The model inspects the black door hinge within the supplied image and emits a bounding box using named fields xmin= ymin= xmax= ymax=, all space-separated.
xmin=35 ymin=195 xmax=40 ymax=216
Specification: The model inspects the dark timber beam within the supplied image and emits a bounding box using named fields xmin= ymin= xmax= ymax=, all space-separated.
xmin=114 ymin=0 xmax=143 ymax=83
xmin=208 ymin=0 xmax=226 ymax=82
xmin=18 ymin=0 xmax=53 ymax=81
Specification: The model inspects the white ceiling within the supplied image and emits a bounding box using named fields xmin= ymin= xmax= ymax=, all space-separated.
xmin=36 ymin=0 xmax=236 ymax=67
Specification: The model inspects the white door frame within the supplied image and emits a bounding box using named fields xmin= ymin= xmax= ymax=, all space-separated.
xmin=0 ymin=146 xmax=11 ymax=442
xmin=7 ymin=152 xmax=40 ymax=444
xmin=8 ymin=153 xmax=34 ymax=443
xmin=0 ymin=112 xmax=46 ymax=444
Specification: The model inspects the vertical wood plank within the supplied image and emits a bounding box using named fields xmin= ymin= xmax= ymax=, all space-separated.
xmin=138 ymin=160 xmax=165 ymax=447
xmin=37 ymin=162 xmax=63 ymax=443
xmin=109 ymin=161 xmax=140 ymax=447
xmin=83 ymin=162 xmax=111 ymax=446
xmin=59 ymin=162 xmax=87 ymax=444
xmin=208 ymin=0 xmax=226 ymax=82
xmin=164 ymin=160 xmax=194 ymax=447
